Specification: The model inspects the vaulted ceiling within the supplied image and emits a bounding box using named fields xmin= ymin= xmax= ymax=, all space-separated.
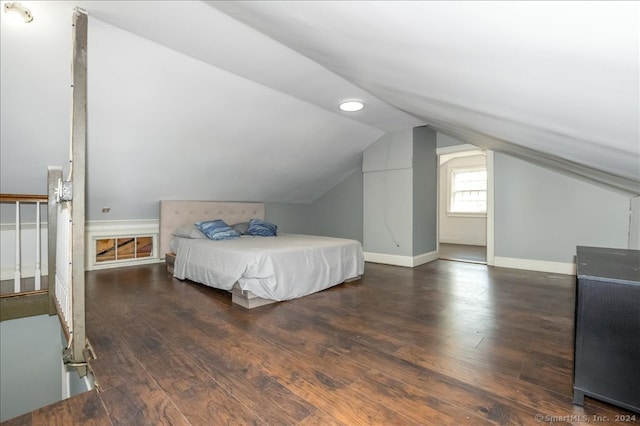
xmin=1 ymin=1 xmax=637 ymax=220
xmin=209 ymin=1 xmax=639 ymax=193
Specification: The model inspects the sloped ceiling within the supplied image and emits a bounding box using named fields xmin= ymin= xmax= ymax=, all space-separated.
xmin=1 ymin=2 xmax=638 ymax=222
xmin=0 ymin=1 xmax=421 ymax=220
xmin=210 ymin=1 xmax=639 ymax=195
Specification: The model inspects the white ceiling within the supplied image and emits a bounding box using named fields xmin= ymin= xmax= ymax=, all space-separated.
xmin=1 ymin=1 xmax=638 ymax=221
xmin=209 ymin=1 xmax=639 ymax=193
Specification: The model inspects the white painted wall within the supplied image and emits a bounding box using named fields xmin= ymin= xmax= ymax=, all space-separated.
xmin=439 ymin=154 xmax=487 ymax=246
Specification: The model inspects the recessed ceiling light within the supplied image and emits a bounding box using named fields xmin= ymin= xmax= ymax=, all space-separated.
xmin=339 ymin=100 xmax=364 ymax=112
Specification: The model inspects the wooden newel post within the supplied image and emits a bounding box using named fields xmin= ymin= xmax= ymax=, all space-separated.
xmin=70 ymin=8 xmax=88 ymax=373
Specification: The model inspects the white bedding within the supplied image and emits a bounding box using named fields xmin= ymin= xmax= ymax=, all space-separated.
xmin=172 ymin=234 xmax=364 ymax=301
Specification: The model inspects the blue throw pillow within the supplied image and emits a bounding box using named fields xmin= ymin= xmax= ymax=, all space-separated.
xmin=195 ymin=219 xmax=240 ymax=240
xmin=247 ymin=219 xmax=277 ymax=237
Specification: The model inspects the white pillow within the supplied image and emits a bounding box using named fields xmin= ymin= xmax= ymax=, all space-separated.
xmin=172 ymin=224 xmax=206 ymax=239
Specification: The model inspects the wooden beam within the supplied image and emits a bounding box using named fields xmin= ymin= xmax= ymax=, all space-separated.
xmin=70 ymin=7 xmax=88 ymax=371
xmin=47 ymin=167 xmax=62 ymax=315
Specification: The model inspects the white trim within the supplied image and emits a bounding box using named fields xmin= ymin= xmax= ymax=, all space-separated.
xmin=62 ymin=359 xmax=70 ymax=400
xmin=486 ymin=150 xmax=495 ymax=266
xmin=1 ymin=220 xmax=162 ymax=277
xmin=85 ymin=219 xmax=161 ymax=271
xmin=88 ymin=257 xmax=162 ymax=271
xmin=0 ymin=221 xmax=47 ymax=231
xmin=364 ymin=250 xmax=438 ymax=268
xmin=436 ymin=155 xmax=441 ymax=258
xmin=494 ymin=256 xmax=576 ymax=275
xmin=436 ymin=143 xmax=493 ymax=265
xmin=436 ymin=143 xmax=480 ymax=156
xmin=413 ymin=251 xmax=439 ymax=267
xmin=448 ymin=166 xmax=487 ymax=215
xmin=446 ymin=212 xmax=487 ymax=218
xmin=85 ymin=219 xmax=158 ymax=234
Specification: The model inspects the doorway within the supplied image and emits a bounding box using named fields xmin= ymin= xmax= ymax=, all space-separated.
xmin=437 ymin=147 xmax=489 ymax=264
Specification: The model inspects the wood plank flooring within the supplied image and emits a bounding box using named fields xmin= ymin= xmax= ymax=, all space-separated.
xmin=4 ymin=261 xmax=639 ymax=425
xmin=439 ymin=243 xmax=487 ymax=264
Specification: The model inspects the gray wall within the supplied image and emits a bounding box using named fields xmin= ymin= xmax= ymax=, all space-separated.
xmin=308 ymin=170 xmax=363 ymax=242
xmin=437 ymin=133 xmax=471 ymax=149
xmin=494 ymin=152 xmax=631 ymax=263
xmin=363 ymin=129 xmax=414 ymax=256
xmin=265 ymin=168 xmax=364 ymax=242
xmin=1 ymin=315 xmax=62 ymax=422
xmin=412 ymin=127 xmax=438 ymax=255
xmin=363 ymin=127 xmax=438 ymax=257
xmin=264 ymin=203 xmax=310 ymax=234
xmin=631 ymin=196 xmax=640 ymax=249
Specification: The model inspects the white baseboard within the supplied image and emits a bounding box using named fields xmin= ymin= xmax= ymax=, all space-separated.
xmin=413 ymin=251 xmax=439 ymax=267
xmin=88 ymin=257 xmax=163 ymax=271
xmin=494 ymin=256 xmax=576 ymax=275
xmin=364 ymin=251 xmax=438 ymax=268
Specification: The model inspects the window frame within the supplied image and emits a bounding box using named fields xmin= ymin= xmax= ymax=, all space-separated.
xmin=447 ymin=166 xmax=487 ymax=218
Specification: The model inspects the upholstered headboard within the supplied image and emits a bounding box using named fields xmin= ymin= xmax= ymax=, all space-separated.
xmin=159 ymin=201 xmax=265 ymax=259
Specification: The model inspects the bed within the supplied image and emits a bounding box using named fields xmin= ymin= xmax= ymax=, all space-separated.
xmin=160 ymin=201 xmax=364 ymax=308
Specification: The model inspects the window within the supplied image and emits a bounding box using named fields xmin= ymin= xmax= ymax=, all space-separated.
xmin=449 ymin=168 xmax=487 ymax=215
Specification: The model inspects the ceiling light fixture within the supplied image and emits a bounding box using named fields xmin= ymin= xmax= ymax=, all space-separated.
xmin=4 ymin=2 xmax=33 ymax=23
xmin=339 ymin=99 xmax=364 ymax=112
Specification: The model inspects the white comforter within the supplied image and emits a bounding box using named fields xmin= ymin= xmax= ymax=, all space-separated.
xmin=172 ymin=234 xmax=364 ymax=301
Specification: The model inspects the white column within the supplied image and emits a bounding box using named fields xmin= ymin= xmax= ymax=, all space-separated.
xmin=35 ymin=201 xmax=42 ymax=290
xmin=14 ymin=201 xmax=21 ymax=293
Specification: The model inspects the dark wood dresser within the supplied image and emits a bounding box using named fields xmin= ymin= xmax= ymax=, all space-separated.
xmin=573 ymin=246 xmax=640 ymax=413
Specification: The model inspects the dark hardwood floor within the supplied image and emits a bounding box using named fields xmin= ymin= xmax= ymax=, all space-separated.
xmin=4 ymin=261 xmax=638 ymax=425
xmin=439 ymin=243 xmax=487 ymax=264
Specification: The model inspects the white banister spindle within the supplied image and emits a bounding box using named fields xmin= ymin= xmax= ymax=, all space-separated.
xmin=35 ymin=201 xmax=42 ymax=290
xmin=14 ymin=201 xmax=21 ymax=293
xmin=56 ymin=202 xmax=73 ymax=332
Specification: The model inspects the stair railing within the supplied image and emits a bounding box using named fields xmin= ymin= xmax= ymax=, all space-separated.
xmin=0 ymin=194 xmax=48 ymax=295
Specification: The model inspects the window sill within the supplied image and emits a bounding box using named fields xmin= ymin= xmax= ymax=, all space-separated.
xmin=446 ymin=212 xmax=487 ymax=218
